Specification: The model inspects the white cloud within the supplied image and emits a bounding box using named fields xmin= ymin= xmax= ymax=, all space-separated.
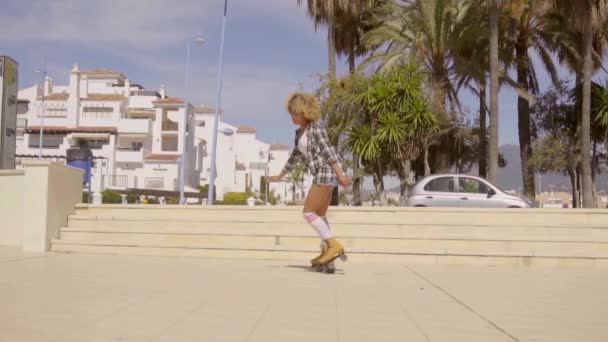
xmin=0 ymin=0 xmax=321 ymax=50
xmin=3 ymin=0 xmax=329 ymax=144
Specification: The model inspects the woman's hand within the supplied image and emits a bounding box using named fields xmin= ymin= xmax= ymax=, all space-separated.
xmin=338 ymin=174 xmax=352 ymax=188
xmin=266 ymin=175 xmax=283 ymax=182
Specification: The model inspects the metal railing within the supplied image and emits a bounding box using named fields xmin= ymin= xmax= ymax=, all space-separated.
xmin=145 ymin=177 xmax=165 ymax=189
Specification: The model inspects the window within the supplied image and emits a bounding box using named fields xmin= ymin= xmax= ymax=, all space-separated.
xmin=82 ymin=106 xmax=113 ymax=120
xmin=161 ymin=136 xmax=178 ymax=151
xmin=74 ymin=139 xmax=108 ymax=150
xmin=458 ymin=177 xmax=489 ymax=194
xmin=131 ymin=142 xmax=143 ymax=150
xmin=424 ymin=177 xmax=455 ymax=192
xmin=29 ymin=134 xmax=64 ymax=148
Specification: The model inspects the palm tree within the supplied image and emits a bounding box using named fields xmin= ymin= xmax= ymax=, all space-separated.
xmin=553 ymin=0 xmax=608 ymax=208
xmin=498 ymin=0 xmax=558 ymax=202
xmin=362 ymin=0 xmax=474 ymax=173
xmin=297 ymin=0 xmax=362 ymax=78
xmin=452 ymin=0 xmax=491 ymax=177
xmin=354 ymin=61 xmax=439 ymax=203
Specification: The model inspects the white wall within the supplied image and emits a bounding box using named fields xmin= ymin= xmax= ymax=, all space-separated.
xmin=20 ymin=161 xmax=83 ymax=252
xmin=141 ymin=162 xmax=179 ymax=191
xmin=0 ymin=170 xmax=25 ymax=245
xmin=87 ymin=79 xmax=123 ymax=94
xmin=129 ymin=95 xmax=157 ymax=108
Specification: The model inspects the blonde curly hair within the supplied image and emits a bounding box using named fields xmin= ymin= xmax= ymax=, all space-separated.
xmin=286 ymin=92 xmax=321 ymax=121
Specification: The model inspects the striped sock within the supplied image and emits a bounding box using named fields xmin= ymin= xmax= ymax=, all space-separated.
xmin=303 ymin=212 xmax=333 ymax=239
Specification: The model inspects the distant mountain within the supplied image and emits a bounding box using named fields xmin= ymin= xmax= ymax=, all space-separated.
xmin=377 ymin=144 xmax=608 ymax=194
xmin=496 ymin=144 xmax=608 ymax=192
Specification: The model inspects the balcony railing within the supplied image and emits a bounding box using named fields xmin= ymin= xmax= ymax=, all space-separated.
xmin=118 ymin=119 xmax=150 ymax=134
xmin=116 ymin=148 xmax=144 ymax=163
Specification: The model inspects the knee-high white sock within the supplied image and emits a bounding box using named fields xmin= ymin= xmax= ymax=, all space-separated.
xmin=321 ymin=216 xmax=331 ymax=231
xmin=303 ymin=212 xmax=333 ymax=240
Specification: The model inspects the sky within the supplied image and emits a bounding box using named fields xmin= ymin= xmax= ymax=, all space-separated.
xmin=1 ymin=0 xmax=604 ymax=189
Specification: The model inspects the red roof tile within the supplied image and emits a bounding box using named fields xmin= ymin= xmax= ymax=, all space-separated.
xmin=144 ymin=153 xmax=181 ymax=161
xmin=269 ymin=144 xmax=289 ymax=151
xmin=83 ymin=93 xmax=127 ymax=101
xmin=153 ymin=97 xmax=184 ymax=104
xmin=237 ymin=125 xmax=256 ymax=134
xmin=81 ymin=69 xmax=124 ymax=77
xmin=41 ymin=93 xmax=69 ymax=101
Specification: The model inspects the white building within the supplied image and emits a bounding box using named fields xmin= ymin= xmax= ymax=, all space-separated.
xmin=16 ymin=64 xmax=297 ymax=202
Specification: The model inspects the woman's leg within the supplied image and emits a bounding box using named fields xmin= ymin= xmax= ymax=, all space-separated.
xmin=303 ymin=185 xmax=334 ymax=240
xmin=303 ymin=185 xmax=345 ymax=266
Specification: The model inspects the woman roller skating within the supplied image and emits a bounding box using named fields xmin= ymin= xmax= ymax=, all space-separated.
xmin=267 ymin=92 xmax=351 ymax=273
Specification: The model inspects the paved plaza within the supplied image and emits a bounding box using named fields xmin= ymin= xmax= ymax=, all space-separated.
xmin=1 ymin=246 xmax=607 ymax=342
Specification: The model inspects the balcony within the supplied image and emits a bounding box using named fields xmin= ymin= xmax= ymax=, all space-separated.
xmin=161 ymin=120 xmax=178 ymax=132
xmin=116 ymin=148 xmax=144 ymax=163
xmin=118 ymin=119 xmax=150 ymax=134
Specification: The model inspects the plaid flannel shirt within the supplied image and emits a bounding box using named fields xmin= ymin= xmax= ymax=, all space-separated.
xmin=281 ymin=120 xmax=340 ymax=176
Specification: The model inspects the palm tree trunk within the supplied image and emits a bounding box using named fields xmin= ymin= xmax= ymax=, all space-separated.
xmin=328 ymin=23 xmax=337 ymax=80
xmin=348 ymin=47 xmax=356 ymax=74
xmin=488 ymin=0 xmax=499 ymax=184
xmin=592 ymin=140 xmax=598 ymax=206
xmin=348 ymin=46 xmax=362 ymax=206
xmin=352 ymin=155 xmax=362 ymax=206
xmin=432 ymin=85 xmax=451 ymax=173
xmin=478 ymin=78 xmax=488 ymax=178
xmin=424 ymin=147 xmax=431 ymax=176
xmin=568 ymin=168 xmax=577 ymax=208
xmin=516 ymin=45 xmax=536 ymax=203
xmin=581 ymin=28 xmax=595 ymax=208
xmin=398 ymin=159 xmax=413 ymax=205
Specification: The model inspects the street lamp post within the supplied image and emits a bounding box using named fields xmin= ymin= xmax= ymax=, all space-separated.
xmin=179 ymin=35 xmax=206 ymax=205
xmin=207 ymin=0 xmax=229 ymax=206
xmin=34 ymin=69 xmax=47 ymax=159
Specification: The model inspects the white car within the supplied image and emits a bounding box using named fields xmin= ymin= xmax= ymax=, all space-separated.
xmin=405 ymin=174 xmax=533 ymax=208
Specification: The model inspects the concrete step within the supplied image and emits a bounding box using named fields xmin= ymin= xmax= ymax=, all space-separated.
xmin=56 ymin=231 xmax=608 ymax=257
xmin=72 ymin=205 xmax=608 ymax=228
xmin=63 ymin=220 xmax=608 ymax=243
xmin=50 ymin=239 xmax=608 ymax=268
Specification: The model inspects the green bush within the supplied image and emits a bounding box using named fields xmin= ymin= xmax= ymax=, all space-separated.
xmin=167 ymin=197 xmax=179 ymax=205
xmin=198 ymin=184 xmax=216 ymax=200
xmin=102 ymin=190 xmax=122 ymax=204
xmin=147 ymin=197 xmax=160 ymax=204
xmin=221 ymin=192 xmax=249 ymax=205
xmin=126 ymin=194 xmax=139 ymax=204
xmin=82 ymin=192 xmax=90 ymax=203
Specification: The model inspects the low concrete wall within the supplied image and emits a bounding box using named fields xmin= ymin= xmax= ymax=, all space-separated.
xmin=0 ymin=161 xmax=83 ymax=252
xmin=22 ymin=161 xmax=83 ymax=252
xmin=0 ymin=170 xmax=25 ymax=246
